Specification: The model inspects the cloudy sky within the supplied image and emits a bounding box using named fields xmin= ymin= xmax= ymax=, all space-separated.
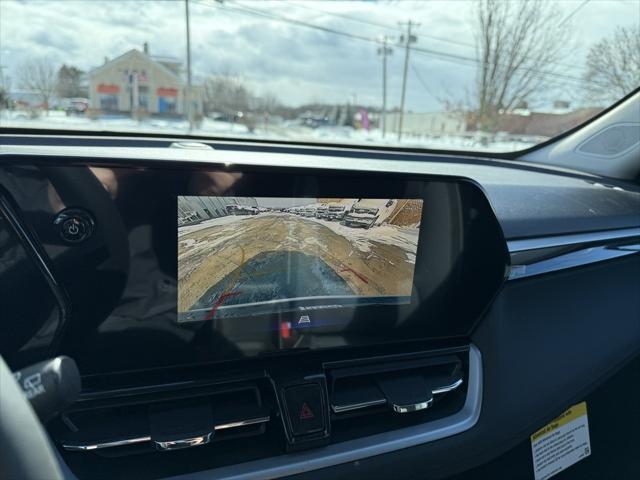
xmin=1 ymin=0 xmax=638 ymax=111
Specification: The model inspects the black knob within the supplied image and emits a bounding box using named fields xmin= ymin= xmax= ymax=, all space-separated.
xmin=13 ymin=356 xmax=81 ymax=423
xmin=53 ymin=208 xmax=95 ymax=244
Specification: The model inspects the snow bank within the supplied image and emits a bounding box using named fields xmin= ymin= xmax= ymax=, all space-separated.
xmin=178 ymin=214 xmax=254 ymax=236
xmin=0 ymin=111 xmax=251 ymax=137
xmin=303 ymin=216 xmax=419 ymax=254
xmin=0 ymin=110 xmax=541 ymax=152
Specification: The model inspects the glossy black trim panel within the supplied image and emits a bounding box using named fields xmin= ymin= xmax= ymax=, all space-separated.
xmin=508 ymin=228 xmax=640 ymax=280
xmin=0 ymin=187 xmax=71 ymax=351
xmin=0 ymin=161 xmax=508 ymax=373
xmin=162 ymin=345 xmax=481 ymax=480
xmin=508 ymin=227 xmax=640 ymax=252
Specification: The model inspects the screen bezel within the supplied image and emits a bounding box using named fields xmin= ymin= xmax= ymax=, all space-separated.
xmin=3 ymin=161 xmax=510 ymax=374
xmin=166 ymin=167 xmax=509 ymax=360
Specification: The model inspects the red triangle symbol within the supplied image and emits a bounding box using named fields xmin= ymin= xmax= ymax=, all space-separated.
xmin=299 ymin=402 xmax=315 ymax=420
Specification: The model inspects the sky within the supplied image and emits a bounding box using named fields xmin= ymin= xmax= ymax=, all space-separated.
xmin=0 ymin=0 xmax=638 ymax=111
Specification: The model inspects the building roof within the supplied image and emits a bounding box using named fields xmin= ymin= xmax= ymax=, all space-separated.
xmin=88 ymin=49 xmax=182 ymax=82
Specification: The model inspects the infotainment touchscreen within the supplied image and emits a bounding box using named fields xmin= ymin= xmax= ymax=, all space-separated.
xmin=178 ymin=197 xmax=423 ymax=322
xmin=1 ymin=163 xmax=510 ymax=373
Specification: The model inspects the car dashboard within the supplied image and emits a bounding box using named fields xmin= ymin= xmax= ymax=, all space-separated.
xmin=1 ymin=139 xmax=639 ymax=480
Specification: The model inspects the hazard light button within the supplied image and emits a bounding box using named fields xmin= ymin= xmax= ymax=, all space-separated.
xmin=284 ymin=384 xmax=325 ymax=436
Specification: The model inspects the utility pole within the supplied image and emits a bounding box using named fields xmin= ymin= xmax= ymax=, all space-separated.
xmin=185 ymin=0 xmax=193 ymax=132
xmin=377 ymin=36 xmax=392 ymax=138
xmin=398 ymin=20 xmax=418 ymax=142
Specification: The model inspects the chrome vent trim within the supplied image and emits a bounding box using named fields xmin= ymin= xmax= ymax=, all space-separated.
xmin=63 ymin=436 xmax=151 ymax=452
xmin=163 ymin=345 xmax=482 ymax=480
xmin=61 ymin=415 xmax=270 ymax=452
xmin=331 ymin=377 xmax=464 ymax=414
xmin=432 ymin=378 xmax=464 ymax=395
xmin=393 ymin=398 xmax=433 ymax=414
xmin=214 ymin=416 xmax=271 ymax=431
xmin=331 ymin=398 xmax=386 ymax=414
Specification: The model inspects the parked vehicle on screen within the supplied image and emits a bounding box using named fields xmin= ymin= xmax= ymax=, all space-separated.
xmin=344 ymin=199 xmax=396 ymax=228
xmin=228 ymin=205 xmax=259 ymax=215
xmin=316 ymin=204 xmax=328 ymax=218
xmin=327 ymin=202 xmax=349 ymax=221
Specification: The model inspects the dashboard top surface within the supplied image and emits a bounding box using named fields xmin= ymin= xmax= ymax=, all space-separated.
xmin=1 ymin=142 xmax=639 ymax=240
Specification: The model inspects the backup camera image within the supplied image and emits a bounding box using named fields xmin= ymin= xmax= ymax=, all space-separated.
xmin=178 ymin=197 xmax=423 ymax=321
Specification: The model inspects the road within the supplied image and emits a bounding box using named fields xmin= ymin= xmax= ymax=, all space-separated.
xmin=178 ymin=213 xmax=419 ymax=312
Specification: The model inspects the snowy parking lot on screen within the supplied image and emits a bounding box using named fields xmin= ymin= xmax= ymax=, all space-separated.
xmin=177 ymin=197 xmax=422 ymax=317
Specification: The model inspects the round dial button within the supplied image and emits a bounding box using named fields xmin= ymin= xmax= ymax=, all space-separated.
xmin=53 ymin=209 xmax=95 ymax=244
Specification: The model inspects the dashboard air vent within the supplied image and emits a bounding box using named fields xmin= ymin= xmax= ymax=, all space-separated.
xmin=51 ymin=381 xmax=271 ymax=456
xmin=327 ymin=351 xmax=468 ymax=441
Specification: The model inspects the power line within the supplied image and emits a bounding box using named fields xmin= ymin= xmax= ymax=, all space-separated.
xmin=194 ymin=0 xmax=602 ymax=90
xmin=409 ymin=48 xmax=597 ymax=92
xmin=286 ymin=0 xmax=477 ymax=50
xmin=284 ymin=0 xmax=583 ymax=72
xmin=201 ymin=0 xmax=376 ymax=44
xmin=559 ymin=0 xmax=590 ymax=27
xmin=410 ymin=64 xmax=439 ymax=101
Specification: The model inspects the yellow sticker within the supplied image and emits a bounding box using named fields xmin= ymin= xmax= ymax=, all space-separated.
xmin=531 ymin=402 xmax=591 ymax=480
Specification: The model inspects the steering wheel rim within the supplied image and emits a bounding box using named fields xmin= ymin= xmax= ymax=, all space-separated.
xmin=0 ymin=354 xmax=64 ymax=480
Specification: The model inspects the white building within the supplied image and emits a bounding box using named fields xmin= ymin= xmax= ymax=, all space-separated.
xmin=88 ymin=46 xmax=203 ymax=116
xmin=384 ymin=112 xmax=466 ymax=136
xmin=178 ymin=197 xmax=258 ymax=226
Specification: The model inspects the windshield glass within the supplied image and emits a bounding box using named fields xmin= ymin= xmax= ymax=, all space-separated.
xmin=0 ymin=0 xmax=638 ymax=152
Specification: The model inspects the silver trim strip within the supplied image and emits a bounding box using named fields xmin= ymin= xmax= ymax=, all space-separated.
xmin=61 ymin=416 xmax=270 ymax=451
xmin=332 ymin=378 xmax=464 ymax=414
xmin=393 ymin=398 xmax=433 ymax=414
xmin=155 ymin=433 xmax=212 ymax=451
xmin=63 ymin=436 xmax=151 ymax=451
xmin=331 ymin=399 xmax=386 ymax=414
xmin=214 ymin=416 xmax=271 ymax=431
xmin=165 ymin=345 xmax=483 ymax=480
xmin=432 ymin=378 xmax=464 ymax=395
xmin=507 ymin=227 xmax=640 ymax=253
xmin=508 ymin=228 xmax=640 ymax=280
xmin=510 ymin=243 xmax=640 ymax=280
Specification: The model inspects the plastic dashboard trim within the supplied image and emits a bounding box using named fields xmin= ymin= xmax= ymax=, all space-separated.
xmin=507 ymin=227 xmax=640 ymax=280
xmin=163 ymin=345 xmax=482 ymax=480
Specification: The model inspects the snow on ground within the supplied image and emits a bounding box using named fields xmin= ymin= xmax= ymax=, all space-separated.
xmin=0 ymin=110 xmax=251 ymax=137
xmin=178 ymin=212 xmax=420 ymax=261
xmin=261 ymin=122 xmax=542 ymax=152
xmin=0 ymin=110 xmax=542 ymax=152
xmin=178 ymin=214 xmax=254 ymax=237
xmin=303 ymin=215 xmax=420 ymax=256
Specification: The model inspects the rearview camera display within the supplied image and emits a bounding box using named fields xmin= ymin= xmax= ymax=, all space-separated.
xmin=177 ymin=197 xmax=423 ymax=321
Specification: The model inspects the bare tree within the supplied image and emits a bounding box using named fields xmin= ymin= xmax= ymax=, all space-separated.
xmin=255 ymin=91 xmax=281 ymax=114
xmin=203 ymin=75 xmax=252 ymax=116
xmin=474 ymin=0 xmax=572 ymax=131
xmin=19 ymin=59 xmax=57 ymax=112
xmin=0 ymin=71 xmax=11 ymax=109
xmin=584 ymin=24 xmax=640 ymax=103
xmin=56 ymin=64 xmax=86 ymax=98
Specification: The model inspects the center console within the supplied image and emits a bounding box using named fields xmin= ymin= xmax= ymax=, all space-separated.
xmin=0 ymin=159 xmax=509 ymax=478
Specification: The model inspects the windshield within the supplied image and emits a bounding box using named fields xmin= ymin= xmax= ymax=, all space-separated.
xmin=0 ymin=0 xmax=638 ymax=152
